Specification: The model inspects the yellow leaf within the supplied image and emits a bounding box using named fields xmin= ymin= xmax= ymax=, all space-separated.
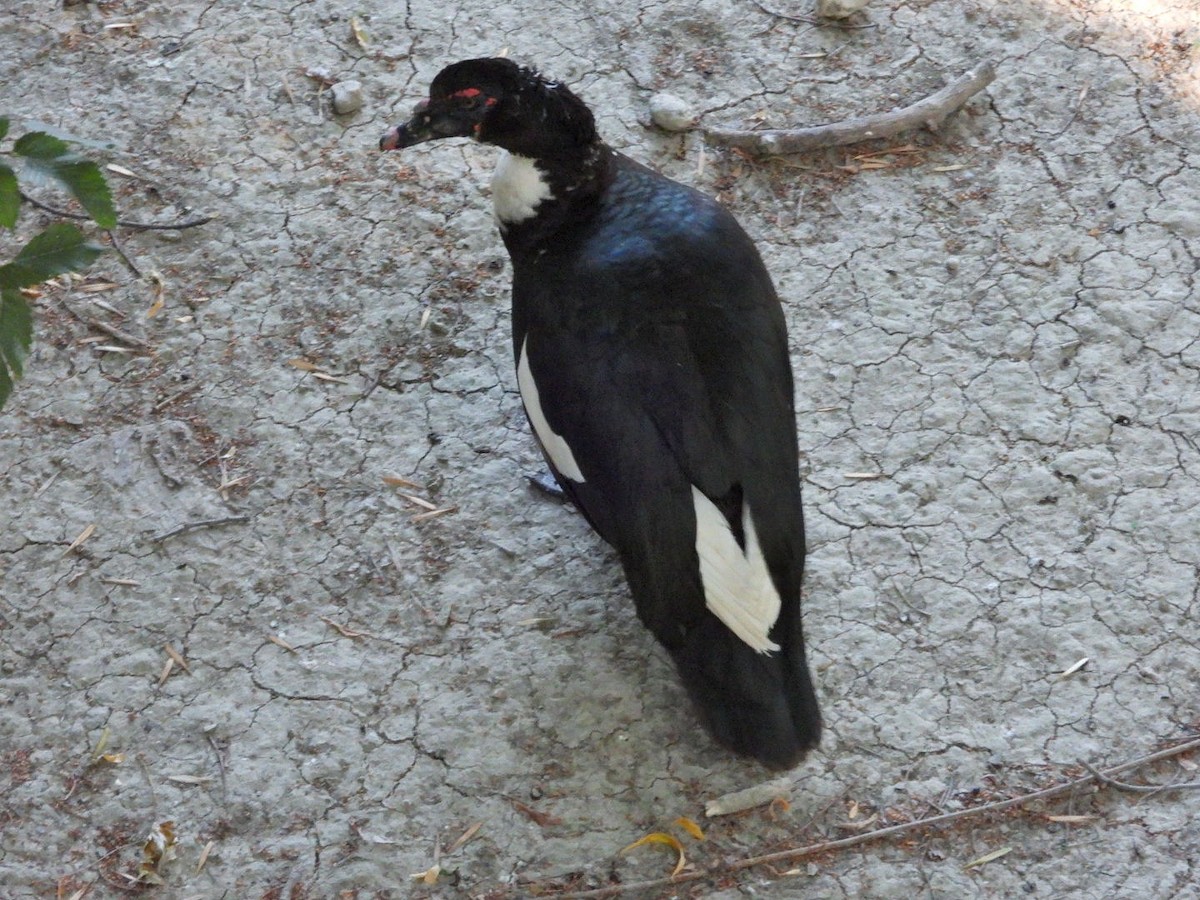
xmin=350 ymin=15 xmax=370 ymax=48
xmin=674 ymin=817 xmax=705 ymax=840
xmin=410 ymin=864 xmax=441 ymax=884
xmin=65 ymin=523 xmax=96 ymax=555
xmin=195 ymin=840 xmax=214 ymax=874
xmin=92 ymin=726 xmax=111 ymax=760
xmin=620 ymin=832 xmax=686 ymax=876
xmin=287 ymin=358 xmax=322 ymax=372
xmin=99 ymin=753 xmax=125 ymax=764
xmin=963 ymin=846 xmax=1012 ymax=870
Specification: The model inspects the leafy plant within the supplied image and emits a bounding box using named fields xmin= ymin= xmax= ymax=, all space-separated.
xmin=0 ymin=116 xmax=116 ymax=411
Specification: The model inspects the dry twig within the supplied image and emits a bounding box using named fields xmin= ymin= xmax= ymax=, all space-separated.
xmin=704 ymin=59 xmax=996 ymax=155
xmin=515 ymin=734 xmax=1200 ymax=899
xmin=19 ymin=190 xmax=212 ymax=230
xmin=752 ymin=0 xmax=878 ymax=29
xmin=60 ymin=300 xmax=153 ymax=351
xmin=104 ymin=229 xmax=142 ymax=277
xmin=150 ymin=514 xmax=250 ymax=543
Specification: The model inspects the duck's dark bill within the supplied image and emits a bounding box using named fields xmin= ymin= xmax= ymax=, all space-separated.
xmin=380 ymin=98 xmax=476 ymax=150
xmin=380 ymin=122 xmax=429 ymax=151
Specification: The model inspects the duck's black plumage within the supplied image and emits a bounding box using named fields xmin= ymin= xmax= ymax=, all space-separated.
xmin=382 ymin=58 xmax=821 ymax=768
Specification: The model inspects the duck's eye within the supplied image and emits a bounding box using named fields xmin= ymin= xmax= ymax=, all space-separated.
xmin=449 ymin=87 xmax=487 ymax=107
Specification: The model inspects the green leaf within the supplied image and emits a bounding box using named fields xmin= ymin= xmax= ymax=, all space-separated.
xmin=49 ymin=158 xmax=117 ymax=228
xmin=0 ymin=117 xmax=9 ymax=141
xmin=0 ymin=223 xmax=103 ymax=290
xmin=13 ymin=131 xmax=117 ymax=229
xmin=0 ymin=286 xmax=34 ymax=410
xmin=0 ymin=161 xmax=17 ymax=229
xmin=0 ymin=347 xmax=12 ymax=408
xmin=13 ymin=131 xmax=71 ymax=161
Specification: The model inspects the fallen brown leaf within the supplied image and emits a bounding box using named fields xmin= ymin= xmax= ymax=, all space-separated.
xmin=164 ymin=645 xmax=191 ymax=673
xmin=510 ymin=798 xmax=562 ymax=827
xmin=446 ymin=821 xmax=483 ymax=855
xmin=382 ymin=475 xmax=424 ymax=490
xmin=268 ymin=635 xmax=297 ymax=652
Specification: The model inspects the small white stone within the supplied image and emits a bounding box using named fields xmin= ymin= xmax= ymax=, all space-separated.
xmin=305 ymin=66 xmax=333 ymax=84
xmin=817 ymin=0 xmax=870 ymax=18
xmin=330 ymin=80 xmax=363 ymax=115
xmin=648 ymin=93 xmax=697 ymax=132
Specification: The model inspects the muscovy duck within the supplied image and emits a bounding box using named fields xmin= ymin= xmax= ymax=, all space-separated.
xmin=381 ymin=58 xmax=821 ymax=768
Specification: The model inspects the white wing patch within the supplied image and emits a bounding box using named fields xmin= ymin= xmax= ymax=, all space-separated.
xmin=692 ymin=486 xmax=782 ymax=654
xmin=492 ymin=151 xmax=552 ymax=225
xmin=517 ymin=338 xmax=586 ymax=483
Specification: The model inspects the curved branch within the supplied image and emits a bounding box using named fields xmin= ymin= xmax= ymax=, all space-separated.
xmin=704 ymin=59 xmax=997 ymax=155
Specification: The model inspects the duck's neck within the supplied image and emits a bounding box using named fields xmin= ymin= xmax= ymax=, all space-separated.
xmin=491 ymin=144 xmax=613 ymax=257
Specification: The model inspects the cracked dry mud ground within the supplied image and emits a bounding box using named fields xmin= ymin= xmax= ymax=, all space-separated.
xmin=1 ymin=0 xmax=1198 ymax=897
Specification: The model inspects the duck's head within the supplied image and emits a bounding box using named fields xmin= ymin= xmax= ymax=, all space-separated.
xmin=380 ymin=58 xmax=597 ymax=159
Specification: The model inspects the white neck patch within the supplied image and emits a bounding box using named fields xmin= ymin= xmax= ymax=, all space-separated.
xmin=691 ymin=487 xmax=782 ymax=654
xmin=492 ymin=151 xmax=552 ymax=225
xmin=517 ymin=337 xmax=586 ymax=483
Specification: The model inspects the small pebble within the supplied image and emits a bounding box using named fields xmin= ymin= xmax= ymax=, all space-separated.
xmin=648 ymin=93 xmax=697 ymax=132
xmin=305 ymin=65 xmax=333 ymax=84
xmin=817 ymin=0 xmax=870 ymax=18
xmin=330 ymin=80 xmax=364 ymax=115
